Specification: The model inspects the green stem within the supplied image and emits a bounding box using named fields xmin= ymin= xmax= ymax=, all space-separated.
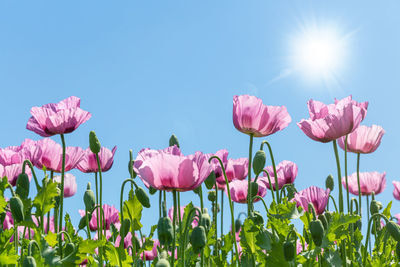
xmin=182 ymin=207 xmax=202 ymax=267
xmin=252 ymin=196 xmax=269 ymax=215
xmin=177 ymin=191 xmax=182 ymax=260
xmin=221 ymin=190 xmax=224 ymax=239
xmin=363 ymin=214 xmax=389 ymax=265
xmin=367 ymin=195 xmax=371 ymax=255
xmin=159 ymin=191 xmax=162 ymax=219
xmin=171 ymin=191 xmax=177 ymax=267
xmin=344 ymin=135 xmax=350 ymax=213
xmin=329 ymin=195 xmax=339 ymax=213
xmin=356 ymin=153 xmax=362 ymax=216
xmin=199 ymin=186 xmax=204 ymax=212
xmin=58 ymin=133 xmax=66 ymax=258
xmin=261 ymin=170 xmax=275 ymax=202
xmin=22 ymin=159 xmax=41 ymax=191
xmin=119 ymin=178 xmax=138 ymax=222
xmin=95 ymin=153 xmax=105 ymax=240
xmin=261 ymin=141 xmax=279 ymax=203
xmin=332 ymin=140 xmax=343 ymax=213
xmin=247 ymin=134 xmax=254 ymax=216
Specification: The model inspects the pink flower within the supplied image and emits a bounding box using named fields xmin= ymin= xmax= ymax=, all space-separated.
xmin=26 ymin=96 xmax=91 ymax=137
xmin=342 ymin=172 xmax=386 ymax=196
xmin=54 ymin=173 xmax=77 ymax=197
xmin=296 ymin=240 xmax=308 ymax=254
xmin=77 ymin=146 xmax=117 ymax=173
xmin=393 ymin=181 xmax=400 ymax=200
xmin=79 ymin=204 xmax=119 ymax=231
xmin=259 ymin=160 xmax=298 ymax=190
xmin=33 ymin=138 xmax=84 ymax=172
xmin=0 ymin=163 xmax=32 ymax=186
xmin=293 ymin=186 xmax=330 ymax=215
xmin=233 ymin=95 xmax=291 ymax=137
xmin=228 ymin=179 xmax=266 ymax=204
xmin=337 ymin=125 xmax=385 ymax=154
xmin=32 ymin=215 xmax=56 ymax=233
xmin=133 ymin=146 xmax=211 ymax=192
xmin=168 ymin=206 xmax=198 ymax=227
xmin=216 ymin=158 xmax=248 ymax=190
xmin=395 ymin=214 xmax=400 ymax=225
xmin=297 ymin=96 xmax=368 ymax=143
xmin=0 ymin=139 xmax=38 ymax=166
xmin=141 ymin=239 xmax=159 ymax=261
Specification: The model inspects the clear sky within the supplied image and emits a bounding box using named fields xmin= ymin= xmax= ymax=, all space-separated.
xmin=1 ymin=1 xmax=399 ymax=234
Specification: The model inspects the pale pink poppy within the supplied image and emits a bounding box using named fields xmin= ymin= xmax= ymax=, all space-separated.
xmin=168 ymin=205 xmax=198 ymax=227
xmin=233 ymin=95 xmax=291 ymax=137
xmin=259 ymin=160 xmax=298 ymax=190
xmin=0 ymin=163 xmax=32 ymax=186
xmin=141 ymin=239 xmax=159 ymax=261
xmin=228 ymin=179 xmax=266 ymax=204
xmin=341 ymin=172 xmax=386 ymax=196
xmin=393 ymin=181 xmax=400 ymax=200
xmin=338 ymin=125 xmax=385 ymax=154
xmin=54 ymin=173 xmax=77 ymax=197
xmin=77 ymin=146 xmax=117 ymax=173
xmin=293 ymin=186 xmax=330 ymax=215
xmin=79 ymin=204 xmax=119 ymax=231
xmin=216 ymin=158 xmax=248 ymax=190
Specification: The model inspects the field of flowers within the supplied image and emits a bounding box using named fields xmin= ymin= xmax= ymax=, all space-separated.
xmin=0 ymin=94 xmax=399 ymax=267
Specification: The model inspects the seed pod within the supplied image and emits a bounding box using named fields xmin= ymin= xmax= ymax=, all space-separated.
xmin=252 ymin=150 xmax=266 ymax=175
xmin=157 ymin=217 xmax=173 ymax=246
xmin=10 ymin=196 xmax=24 ymax=223
xmin=370 ymin=200 xmax=382 ymax=215
xmin=250 ymin=182 xmax=259 ymax=198
xmin=325 ymin=174 xmax=334 ymax=191
xmin=64 ymin=243 xmax=75 ymax=256
xmin=235 ymin=218 xmax=242 ymax=233
xmin=16 ymin=173 xmax=30 ymax=199
xmin=208 ymin=190 xmax=216 ymax=202
xmin=155 ymin=258 xmax=170 ymax=267
xmin=200 ymin=209 xmax=211 ymax=232
xmin=83 ymin=183 xmax=96 ymax=211
xmin=169 ymin=134 xmax=180 ymax=148
xmin=251 ymin=211 xmax=264 ymax=226
xmin=78 ymin=213 xmax=92 ymax=230
xmin=204 ymin=171 xmax=216 ymax=190
xmin=22 ymin=256 xmax=36 ymax=267
xmin=396 ymin=242 xmax=400 ymax=260
xmin=310 ymin=219 xmax=324 ymax=246
xmin=283 ymin=241 xmax=295 ymax=262
xmin=149 ymin=186 xmax=157 ymax=195
xmin=386 ymin=221 xmax=400 ymax=242
xmin=89 ymin=131 xmax=101 ymax=154
xmin=318 ymin=214 xmax=328 ymax=231
xmin=135 ymin=187 xmax=151 ymax=208
xmin=120 ymin=218 xmax=131 ymax=238
xmin=190 ymin=226 xmax=207 ymax=253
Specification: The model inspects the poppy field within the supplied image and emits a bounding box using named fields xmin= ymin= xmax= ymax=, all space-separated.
xmin=1 ymin=94 xmax=400 ymax=267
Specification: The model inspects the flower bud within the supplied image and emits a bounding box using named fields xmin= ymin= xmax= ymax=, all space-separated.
xmin=120 ymin=218 xmax=131 ymax=238
xmin=386 ymin=221 xmax=400 ymax=242
xmin=310 ymin=219 xmax=324 ymax=247
xmin=250 ymin=182 xmax=259 ymax=198
xmin=251 ymin=211 xmax=264 ymax=226
xmin=208 ymin=190 xmax=216 ymax=202
xmin=149 ymin=186 xmax=157 ymax=195
xmin=235 ymin=218 xmax=242 ymax=233
xmin=22 ymin=256 xmax=36 ymax=267
xmin=190 ymin=226 xmax=207 ymax=253
xmin=204 ymin=171 xmax=216 ymax=190
xmin=135 ymin=187 xmax=150 ymax=208
xmin=10 ymin=196 xmax=24 ymax=223
xmin=16 ymin=173 xmax=30 ymax=199
xmin=78 ymin=213 xmax=92 ymax=230
xmin=370 ymin=200 xmax=382 ymax=215
xmin=89 ymin=131 xmax=101 ymax=154
xmin=324 ymin=211 xmax=332 ymax=224
xmin=318 ymin=214 xmax=328 ymax=231
xmin=83 ymin=183 xmax=96 ymax=211
xmin=157 ymin=217 xmax=173 ymax=246
xmin=325 ymin=174 xmax=334 ymax=191
xmin=252 ymin=150 xmax=266 ymax=175
xmin=169 ymin=134 xmax=180 ymax=148
xmin=64 ymin=243 xmax=75 ymax=256
xmin=283 ymin=241 xmax=295 ymax=262
xmin=155 ymin=258 xmax=170 ymax=267
xmin=200 ymin=209 xmax=211 ymax=232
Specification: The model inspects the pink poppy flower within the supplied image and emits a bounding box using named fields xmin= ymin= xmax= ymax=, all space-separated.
xmin=341 ymin=172 xmax=386 ymax=196
xmin=233 ymin=95 xmax=291 ymax=137
xmin=0 ymin=139 xmax=38 ymax=166
xmin=54 ymin=173 xmax=77 ymax=197
xmin=337 ymin=125 xmax=385 ymax=154
xmin=216 ymin=158 xmax=248 ymax=190
xmin=297 ymin=96 xmax=368 ymax=143
xmin=32 ymin=215 xmax=56 ymax=233
xmin=26 ymin=96 xmax=91 ymax=137
xmin=0 ymin=163 xmax=32 ymax=186
xmin=393 ymin=181 xmax=400 ymax=200
xmin=293 ymin=186 xmax=330 ymax=215
xmin=141 ymin=239 xmax=159 ymax=261
xmin=77 ymin=146 xmax=117 ymax=173
xmin=32 ymin=138 xmax=84 ymax=172
xmin=296 ymin=240 xmax=308 ymax=254
xmin=133 ymin=146 xmax=211 ymax=192
xmin=259 ymin=160 xmax=298 ymax=190
xmin=79 ymin=204 xmax=119 ymax=231
xmin=228 ymin=179 xmax=266 ymax=204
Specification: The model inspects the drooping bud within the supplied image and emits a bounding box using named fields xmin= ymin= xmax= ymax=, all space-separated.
xmin=252 ymin=150 xmax=266 ymax=175
xmin=135 ymin=187 xmax=150 ymax=208
xmin=120 ymin=218 xmax=131 ymax=238
xmin=157 ymin=217 xmax=173 ymax=246
xmin=149 ymin=186 xmax=157 ymax=195
xmin=250 ymin=182 xmax=259 ymax=198
xmin=204 ymin=171 xmax=216 ymax=190
xmin=78 ymin=213 xmax=92 ymax=230
xmin=309 ymin=219 xmax=324 ymax=246
xmin=235 ymin=218 xmax=242 ymax=233
xmin=200 ymin=209 xmax=211 ymax=232
xmin=16 ymin=173 xmax=30 ymax=199
xmin=10 ymin=196 xmax=24 ymax=223
xmin=22 ymin=256 xmax=37 ymax=267
xmin=208 ymin=190 xmax=216 ymax=202
xmin=169 ymin=134 xmax=180 ymax=148
xmin=251 ymin=211 xmax=264 ymax=226
xmin=190 ymin=226 xmax=207 ymax=253
xmin=83 ymin=183 xmax=96 ymax=211
xmin=370 ymin=200 xmax=382 ymax=215
xmin=283 ymin=241 xmax=295 ymax=262
xmin=386 ymin=221 xmax=400 ymax=242
xmin=325 ymin=174 xmax=334 ymax=191
xmin=318 ymin=214 xmax=328 ymax=231
xmin=89 ymin=131 xmax=101 ymax=154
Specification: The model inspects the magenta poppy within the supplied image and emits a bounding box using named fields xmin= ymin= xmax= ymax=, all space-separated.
xmin=293 ymin=186 xmax=330 ymax=215
xmin=393 ymin=181 xmax=400 ymax=200
xmin=341 ymin=172 xmax=386 ymax=196
xmin=26 ymin=96 xmax=91 ymax=137
xmin=54 ymin=173 xmax=77 ymax=197
xmin=259 ymin=160 xmax=298 ymax=190
xmin=337 ymin=125 xmax=385 ymax=154
xmin=77 ymin=146 xmax=117 ymax=173
xmin=227 ymin=179 xmax=266 ymax=204
xmin=297 ymin=96 xmax=368 ymax=143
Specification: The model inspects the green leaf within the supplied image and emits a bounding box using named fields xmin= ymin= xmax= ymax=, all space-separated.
xmin=240 ymin=219 xmax=257 ymax=253
xmin=255 ymin=228 xmax=272 ymax=251
xmin=123 ymin=192 xmax=143 ymax=230
xmin=325 ymin=213 xmax=359 ymax=244
xmin=45 ymin=231 xmax=58 ymax=247
xmin=0 ymin=195 xmax=6 ymax=213
xmin=78 ymin=239 xmax=106 ymax=254
xmin=33 ymin=180 xmax=59 ymax=216
xmin=383 ymin=201 xmax=392 ymax=219
xmin=0 ymin=251 xmax=18 ymax=264
xmin=105 ymin=242 xmax=133 ymax=267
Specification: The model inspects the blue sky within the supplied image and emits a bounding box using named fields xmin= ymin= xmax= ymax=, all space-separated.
xmin=1 ymin=1 xmax=399 ymax=235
